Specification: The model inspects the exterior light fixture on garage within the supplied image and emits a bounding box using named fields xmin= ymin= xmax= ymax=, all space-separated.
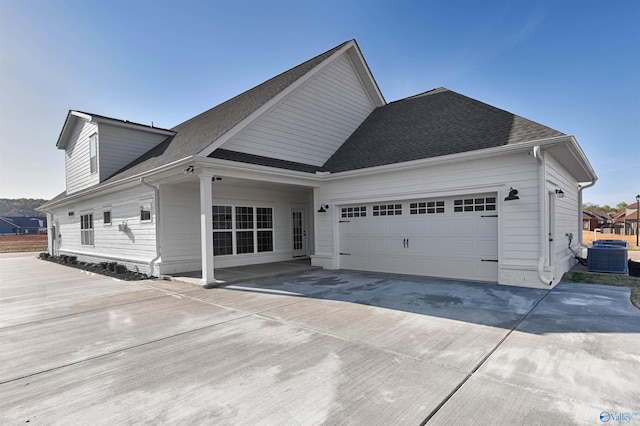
xmin=504 ymin=188 xmax=519 ymax=201
xmin=317 ymin=204 xmax=329 ymax=213
xmin=555 ymin=189 xmax=565 ymax=198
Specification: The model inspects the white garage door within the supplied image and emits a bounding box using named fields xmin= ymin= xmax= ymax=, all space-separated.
xmin=338 ymin=194 xmax=498 ymax=282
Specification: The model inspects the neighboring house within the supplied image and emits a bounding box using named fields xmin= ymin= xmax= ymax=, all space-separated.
xmin=582 ymin=208 xmax=608 ymax=231
xmin=38 ymin=40 xmax=597 ymax=288
xmin=626 ymin=202 xmax=640 ymax=236
xmin=0 ymin=217 xmax=47 ymax=235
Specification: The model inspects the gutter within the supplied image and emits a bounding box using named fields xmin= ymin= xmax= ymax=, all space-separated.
xmin=533 ymin=146 xmax=554 ymax=285
xmin=140 ymin=177 xmax=161 ymax=276
xmin=577 ymin=179 xmax=598 ymax=249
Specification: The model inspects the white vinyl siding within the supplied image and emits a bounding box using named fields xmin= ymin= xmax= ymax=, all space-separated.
xmin=159 ymin=182 xmax=313 ymax=274
xmin=64 ymin=120 xmax=100 ymax=195
xmin=222 ymin=55 xmax=375 ymax=166
xmin=51 ymin=186 xmax=157 ymax=272
xmin=545 ymin=152 xmax=580 ymax=271
xmin=97 ymin=123 xmax=169 ymax=182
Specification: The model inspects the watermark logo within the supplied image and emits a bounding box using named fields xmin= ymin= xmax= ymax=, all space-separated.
xmin=600 ymin=411 xmax=640 ymax=423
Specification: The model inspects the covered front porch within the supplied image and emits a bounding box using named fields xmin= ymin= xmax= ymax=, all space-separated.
xmin=156 ymin=164 xmax=321 ymax=285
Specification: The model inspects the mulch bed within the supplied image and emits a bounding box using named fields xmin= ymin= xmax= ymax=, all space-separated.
xmin=39 ymin=253 xmax=151 ymax=281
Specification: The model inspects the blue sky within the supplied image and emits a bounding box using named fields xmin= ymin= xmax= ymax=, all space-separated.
xmin=1 ymin=0 xmax=638 ymax=206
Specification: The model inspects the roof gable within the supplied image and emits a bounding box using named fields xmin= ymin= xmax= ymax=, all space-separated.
xmin=217 ymin=48 xmax=380 ymax=166
xmin=103 ymin=40 xmax=363 ymax=184
xmin=322 ymin=88 xmax=565 ymax=172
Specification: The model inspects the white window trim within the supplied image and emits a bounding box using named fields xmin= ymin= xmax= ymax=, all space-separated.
xmin=80 ymin=211 xmax=94 ymax=246
xmin=212 ymin=204 xmax=274 ymax=256
xmin=103 ymin=207 xmax=112 ymax=226
xmin=89 ymin=133 xmax=98 ymax=175
xmin=140 ymin=199 xmax=153 ymax=223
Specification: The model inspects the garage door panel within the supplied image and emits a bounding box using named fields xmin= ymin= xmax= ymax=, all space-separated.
xmin=339 ymin=194 xmax=498 ymax=282
xmin=475 ymin=217 xmax=498 ymax=235
xmin=426 ymin=238 xmax=451 ymax=256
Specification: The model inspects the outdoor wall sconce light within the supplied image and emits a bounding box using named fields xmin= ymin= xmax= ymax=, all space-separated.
xmin=212 ymin=176 xmax=222 ymax=182
xmin=118 ymin=221 xmax=128 ymax=232
xmin=317 ymin=204 xmax=329 ymax=213
xmin=555 ymin=189 xmax=565 ymax=198
xmin=504 ymin=187 xmax=520 ymax=201
xmin=183 ymin=166 xmax=194 ymax=175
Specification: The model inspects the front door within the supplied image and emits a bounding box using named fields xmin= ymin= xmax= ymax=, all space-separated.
xmin=292 ymin=209 xmax=306 ymax=257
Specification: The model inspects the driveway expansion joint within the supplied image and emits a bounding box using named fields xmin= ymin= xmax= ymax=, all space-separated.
xmin=420 ymin=288 xmax=553 ymax=425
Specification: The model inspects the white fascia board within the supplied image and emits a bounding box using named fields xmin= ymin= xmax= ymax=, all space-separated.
xmin=345 ymin=42 xmax=386 ymax=107
xmin=564 ymin=136 xmax=598 ymax=182
xmin=56 ymin=111 xmax=91 ymax=149
xmin=322 ymin=135 xmax=574 ymax=181
xmin=93 ymin=117 xmax=175 ymax=136
xmin=195 ymin=41 xmax=360 ymax=159
xmin=195 ymin=158 xmax=323 ymax=187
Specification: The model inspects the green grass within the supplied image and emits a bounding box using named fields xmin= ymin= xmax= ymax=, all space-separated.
xmin=562 ymin=271 xmax=640 ymax=309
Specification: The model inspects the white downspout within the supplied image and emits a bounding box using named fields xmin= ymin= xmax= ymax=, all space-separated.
xmin=140 ymin=177 xmax=161 ymax=276
xmin=533 ymin=146 xmax=553 ymax=285
xmin=578 ymin=179 xmax=598 ymax=249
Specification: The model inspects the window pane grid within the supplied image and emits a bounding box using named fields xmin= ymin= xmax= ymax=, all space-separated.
xmin=235 ymin=207 xmax=254 ymax=229
xmin=213 ymin=205 xmax=273 ymax=255
xmin=236 ymin=231 xmax=254 ymax=254
xmin=256 ymin=207 xmax=272 ymax=229
xmin=454 ymin=197 xmax=496 ymax=213
xmin=411 ymin=200 xmax=444 ymax=215
xmin=341 ymin=206 xmax=366 ymax=218
xmin=213 ymin=231 xmax=233 ymax=256
xmin=80 ymin=214 xmax=94 ymax=246
xmin=212 ymin=206 xmax=232 ymax=229
xmin=373 ymin=204 xmax=402 ymax=216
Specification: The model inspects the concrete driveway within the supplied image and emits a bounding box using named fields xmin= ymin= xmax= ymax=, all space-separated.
xmin=1 ymin=253 xmax=639 ymax=425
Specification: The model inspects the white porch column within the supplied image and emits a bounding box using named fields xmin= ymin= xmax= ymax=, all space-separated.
xmin=199 ymin=172 xmax=215 ymax=285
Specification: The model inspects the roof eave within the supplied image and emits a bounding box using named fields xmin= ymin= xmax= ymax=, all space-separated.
xmin=323 ymin=136 xmax=576 ymax=180
xmin=56 ymin=111 xmax=92 ymax=149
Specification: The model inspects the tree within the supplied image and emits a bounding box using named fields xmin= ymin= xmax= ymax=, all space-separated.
xmin=617 ymin=202 xmax=628 ymax=212
xmin=0 ymin=199 xmax=48 ymax=217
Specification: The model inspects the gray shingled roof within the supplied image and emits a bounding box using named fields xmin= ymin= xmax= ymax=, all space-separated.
xmin=101 ymin=40 xmax=351 ymax=183
xmin=321 ymin=88 xmax=565 ymax=173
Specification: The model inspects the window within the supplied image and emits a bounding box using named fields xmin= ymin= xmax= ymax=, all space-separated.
xmin=212 ymin=205 xmax=273 ymax=256
xmin=103 ymin=210 xmax=111 ymax=225
xmin=454 ymin=197 xmax=496 ymax=212
xmin=341 ymin=206 xmax=366 ymax=218
xmin=212 ymin=205 xmax=233 ymax=256
xmin=410 ymin=201 xmax=445 ymax=215
xmin=372 ymin=204 xmax=402 ymax=216
xmin=80 ymin=214 xmax=94 ymax=246
xmin=140 ymin=202 xmax=152 ymax=222
xmin=256 ymin=207 xmax=273 ymax=253
xmin=89 ymin=133 xmax=98 ymax=174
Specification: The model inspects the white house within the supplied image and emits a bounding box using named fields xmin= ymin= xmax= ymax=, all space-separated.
xmin=39 ymin=40 xmax=597 ymax=289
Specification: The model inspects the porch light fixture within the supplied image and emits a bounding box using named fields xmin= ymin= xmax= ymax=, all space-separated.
xmin=184 ymin=166 xmax=194 ymax=175
xmin=504 ymin=187 xmax=519 ymax=201
xmin=212 ymin=176 xmax=222 ymax=182
xmin=317 ymin=204 xmax=329 ymax=213
xmin=555 ymin=189 xmax=565 ymax=198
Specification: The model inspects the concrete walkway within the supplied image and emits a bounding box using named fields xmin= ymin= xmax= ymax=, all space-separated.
xmin=1 ymin=253 xmax=639 ymax=425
